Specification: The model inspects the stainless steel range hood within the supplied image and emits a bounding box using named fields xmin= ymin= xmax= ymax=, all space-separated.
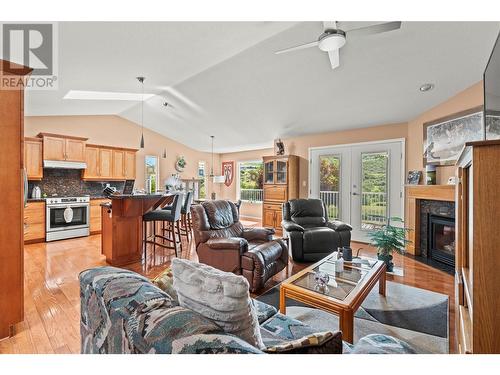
xmin=43 ymin=160 xmax=87 ymax=169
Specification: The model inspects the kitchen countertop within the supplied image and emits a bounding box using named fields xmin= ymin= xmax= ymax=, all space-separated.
xmin=107 ymin=193 xmax=171 ymax=200
xmin=27 ymin=196 xmax=111 ymax=202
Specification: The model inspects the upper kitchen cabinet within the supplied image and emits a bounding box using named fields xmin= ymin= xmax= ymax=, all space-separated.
xmin=112 ymin=149 xmax=125 ymax=179
xmin=124 ymin=151 xmax=136 ymax=180
xmin=24 ymin=137 xmax=43 ymax=180
xmin=83 ymin=144 xmax=137 ymax=181
xmin=38 ymin=133 xmax=87 ymax=162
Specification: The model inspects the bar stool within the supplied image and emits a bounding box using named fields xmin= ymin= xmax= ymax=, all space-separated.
xmin=163 ymin=191 xmax=193 ymax=242
xmin=142 ymin=193 xmax=183 ymax=264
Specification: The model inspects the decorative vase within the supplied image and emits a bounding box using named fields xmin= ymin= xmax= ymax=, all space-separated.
xmin=377 ymin=253 xmax=394 ymax=272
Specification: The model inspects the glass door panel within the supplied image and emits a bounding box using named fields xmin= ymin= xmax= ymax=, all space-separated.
xmin=319 ymin=155 xmax=341 ymax=220
xmin=276 ymin=160 xmax=287 ymax=184
xmin=264 ymin=161 xmax=274 ymax=184
xmin=360 ymin=152 xmax=388 ymax=230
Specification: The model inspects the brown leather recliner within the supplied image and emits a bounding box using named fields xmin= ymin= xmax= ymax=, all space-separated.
xmin=190 ymin=200 xmax=288 ymax=292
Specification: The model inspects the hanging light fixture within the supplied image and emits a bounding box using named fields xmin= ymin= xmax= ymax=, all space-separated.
xmin=137 ymin=76 xmax=145 ymax=148
xmin=209 ymin=135 xmax=215 ymax=178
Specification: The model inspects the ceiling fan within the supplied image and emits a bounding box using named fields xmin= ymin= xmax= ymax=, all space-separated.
xmin=275 ymin=21 xmax=402 ymax=70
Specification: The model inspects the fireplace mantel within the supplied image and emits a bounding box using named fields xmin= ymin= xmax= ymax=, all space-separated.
xmin=406 ymin=185 xmax=455 ymax=255
xmin=407 ymin=185 xmax=455 ymax=202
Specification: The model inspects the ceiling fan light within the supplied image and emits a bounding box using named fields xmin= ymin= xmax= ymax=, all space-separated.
xmin=318 ymin=30 xmax=346 ymax=52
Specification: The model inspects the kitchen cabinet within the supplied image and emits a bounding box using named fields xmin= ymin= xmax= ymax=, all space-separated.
xmin=90 ymin=198 xmax=110 ymax=234
xmin=25 ymin=137 xmax=43 ymax=180
xmin=99 ymin=148 xmax=113 ymax=179
xmin=83 ymin=146 xmax=100 ymax=179
xmin=262 ymin=155 xmax=299 ymax=235
xmin=24 ymin=201 xmax=45 ymax=243
xmin=83 ymin=144 xmax=137 ymax=181
xmin=38 ymin=133 xmax=87 ymax=162
xmin=124 ymin=151 xmax=136 ymax=180
xmin=112 ymin=150 xmax=125 ymax=179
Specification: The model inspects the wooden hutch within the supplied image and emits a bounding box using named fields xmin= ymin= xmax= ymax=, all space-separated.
xmin=262 ymin=155 xmax=299 ymax=234
xmin=455 ymin=139 xmax=500 ymax=353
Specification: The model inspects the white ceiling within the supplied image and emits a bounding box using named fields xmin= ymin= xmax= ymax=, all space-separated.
xmin=26 ymin=21 xmax=500 ymax=152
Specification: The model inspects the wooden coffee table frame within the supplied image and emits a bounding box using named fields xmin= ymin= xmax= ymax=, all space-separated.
xmin=279 ymin=257 xmax=386 ymax=343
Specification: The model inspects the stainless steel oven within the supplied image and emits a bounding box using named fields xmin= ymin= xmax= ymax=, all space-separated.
xmin=46 ymin=196 xmax=90 ymax=241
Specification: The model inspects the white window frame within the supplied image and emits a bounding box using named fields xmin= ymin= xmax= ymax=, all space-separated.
xmin=237 ymin=160 xmax=264 ymax=203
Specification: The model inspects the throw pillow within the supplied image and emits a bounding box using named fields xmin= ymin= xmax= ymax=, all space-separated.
xmin=152 ymin=267 xmax=178 ymax=302
xmin=263 ymin=331 xmax=342 ymax=354
xmin=171 ymin=258 xmax=265 ymax=349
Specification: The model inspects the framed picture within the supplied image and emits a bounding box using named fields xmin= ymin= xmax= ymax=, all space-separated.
xmin=423 ymin=106 xmax=484 ymax=166
xmin=222 ymin=161 xmax=234 ymax=187
xmin=407 ymin=170 xmax=422 ymax=185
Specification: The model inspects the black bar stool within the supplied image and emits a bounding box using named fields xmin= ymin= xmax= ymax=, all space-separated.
xmin=142 ymin=193 xmax=183 ymax=264
xmin=163 ymin=191 xmax=193 ymax=242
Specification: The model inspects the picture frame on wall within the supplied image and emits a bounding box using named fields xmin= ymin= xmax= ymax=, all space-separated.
xmin=423 ymin=105 xmax=484 ymax=166
xmin=222 ymin=161 xmax=234 ymax=187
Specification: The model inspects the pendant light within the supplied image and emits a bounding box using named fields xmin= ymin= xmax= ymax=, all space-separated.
xmin=209 ymin=135 xmax=215 ymax=178
xmin=137 ymin=76 xmax=145 ymax=148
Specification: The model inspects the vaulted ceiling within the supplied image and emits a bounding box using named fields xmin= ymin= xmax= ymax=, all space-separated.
xmin=25 ymin=21 xmax=500 ymax=152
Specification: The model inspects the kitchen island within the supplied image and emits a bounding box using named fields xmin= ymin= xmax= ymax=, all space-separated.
xmin=101 ymin=194 xmax=173 ymax=266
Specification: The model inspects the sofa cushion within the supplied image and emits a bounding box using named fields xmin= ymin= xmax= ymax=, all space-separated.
xmin=289 ymin=199 xmax=326 ymax=228
xmin=251 ymin=299 xmax=278 ymax=324
xmin=260 ymin=312 xmax=318 ymax=346
xmin=303 ymin=227 xmax=337 ymax=253
xmin=171 ymin=258 xmax=265 ymax=349
xmin=126 ymin=305 xmax=223 ymax=353
xmin=152 ymin=267 xmax=178 ymax=302
xmin=350 ymin=334 xmax=417 ymax=354
xmin=263 ymin=331 xmax=342 ymax=354
xmin=172 ymin=333 xmax=263 ymax=354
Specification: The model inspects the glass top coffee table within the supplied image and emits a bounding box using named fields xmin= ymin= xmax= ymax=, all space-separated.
xmin=280 ymin=254 xmax=387 ymax=343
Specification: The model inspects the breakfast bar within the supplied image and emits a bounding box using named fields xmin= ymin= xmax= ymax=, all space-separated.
xmin=100 ymin=194 xmax=173 ymax=266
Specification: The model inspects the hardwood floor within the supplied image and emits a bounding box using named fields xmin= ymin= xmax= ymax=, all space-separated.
xmin=0 ymin=224 xmax=455 ymax=354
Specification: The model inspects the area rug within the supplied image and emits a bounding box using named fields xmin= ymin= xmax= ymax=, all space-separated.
xmin=257 ymin=281 xmax=449 ymax=354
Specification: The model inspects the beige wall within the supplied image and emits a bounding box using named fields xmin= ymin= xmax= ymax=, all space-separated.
xmin=25 ymin=115 xmax=222 ymax=195
xmin=407 ymin=81 xmax=484 ymax=184
xmin=221 ymin=81 xmax=483 ymax=220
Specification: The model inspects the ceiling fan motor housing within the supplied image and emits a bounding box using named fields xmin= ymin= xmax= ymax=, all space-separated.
xmin=318 ymin=29 xmax=346 ymax=51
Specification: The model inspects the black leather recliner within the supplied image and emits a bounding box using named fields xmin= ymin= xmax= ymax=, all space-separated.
xmin=282 ymin=198 xmax=352 ymax=262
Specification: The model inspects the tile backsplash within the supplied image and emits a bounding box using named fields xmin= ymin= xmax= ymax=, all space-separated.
xmin=28 ymin=169 xmax=125 ymax=198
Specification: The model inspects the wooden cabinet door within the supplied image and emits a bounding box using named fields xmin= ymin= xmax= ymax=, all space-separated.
xmin=112 ymin=150 xmax=125 ymax=179
xmin=99 ymin=148 xmax=113 ymax=179
xmin=124 ymin=151 xmax=136 ymax=179
xmin=25 ymin=140 xmax=43 ymax=180
xmin=83 ymin=146 xmax=100 ymax=179
xmin=264 ymin=185 xmax=287 ymax=202
xmin=24 ymin=202 xmax=45 ymax=242
xmin=263 ymin=207 xmax=276 ymax=228
xmin=43 ymin=136 xmax=66 ymax=161
xmin=264 ymin=160 xmax=275 ymax=184
xmin=90 ymin=199 xmax=110 ymax=233
xmin=65 ymin=139 xmax=85 ymax=162
xmin=275 ymin=159 xmax=288 ymax=184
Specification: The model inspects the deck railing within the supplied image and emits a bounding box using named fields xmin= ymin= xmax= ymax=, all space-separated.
xmin=319 ymin=190 xmax=387 ymax=226
xmin=240 ymin=188 xmax=263 ymax=202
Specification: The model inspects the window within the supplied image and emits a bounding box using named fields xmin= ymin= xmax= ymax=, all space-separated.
xmin=198 ymin=161 xmax=207 ymax=199
xmin=238 ymin=161 xmax=263 ymax=202
xmin=145 ymin=155 xmax=159 ymax=193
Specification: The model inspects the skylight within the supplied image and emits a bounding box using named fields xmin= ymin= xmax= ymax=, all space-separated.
xmin=63 ymin=90 xmax=155 ymax=101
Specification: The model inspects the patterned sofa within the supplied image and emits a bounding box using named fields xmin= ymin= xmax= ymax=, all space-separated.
xmin=79 ymin=266 xmax=416 ymax=354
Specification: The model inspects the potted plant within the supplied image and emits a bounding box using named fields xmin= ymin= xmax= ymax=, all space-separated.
xmin=367 ymin=217 xmax=411 ymax=272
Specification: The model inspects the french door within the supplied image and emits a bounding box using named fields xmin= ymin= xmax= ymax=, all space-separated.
xmin=309 ymin=140 xmax=404 ymax=242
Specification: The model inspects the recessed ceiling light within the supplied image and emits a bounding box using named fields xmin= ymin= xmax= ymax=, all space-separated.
xmin=419 ymin=83 xmax=435 ymax=92
xmin=63 ymin=90 xmax=155 ymax=101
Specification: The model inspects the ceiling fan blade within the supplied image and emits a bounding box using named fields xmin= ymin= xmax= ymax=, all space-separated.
xmin=275 ymin=41 xmax=319 ymax=55
xmin=328 ymin=49 xmax=340 ymax=69
xmin=346 ymin=21 xmax=401 ymax=37
xmin=323 ymin=21 xmax=337 ymax=30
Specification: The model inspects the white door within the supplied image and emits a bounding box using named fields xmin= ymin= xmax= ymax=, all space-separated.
xmin=310 ymin=140 xmax=404 ymax=242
